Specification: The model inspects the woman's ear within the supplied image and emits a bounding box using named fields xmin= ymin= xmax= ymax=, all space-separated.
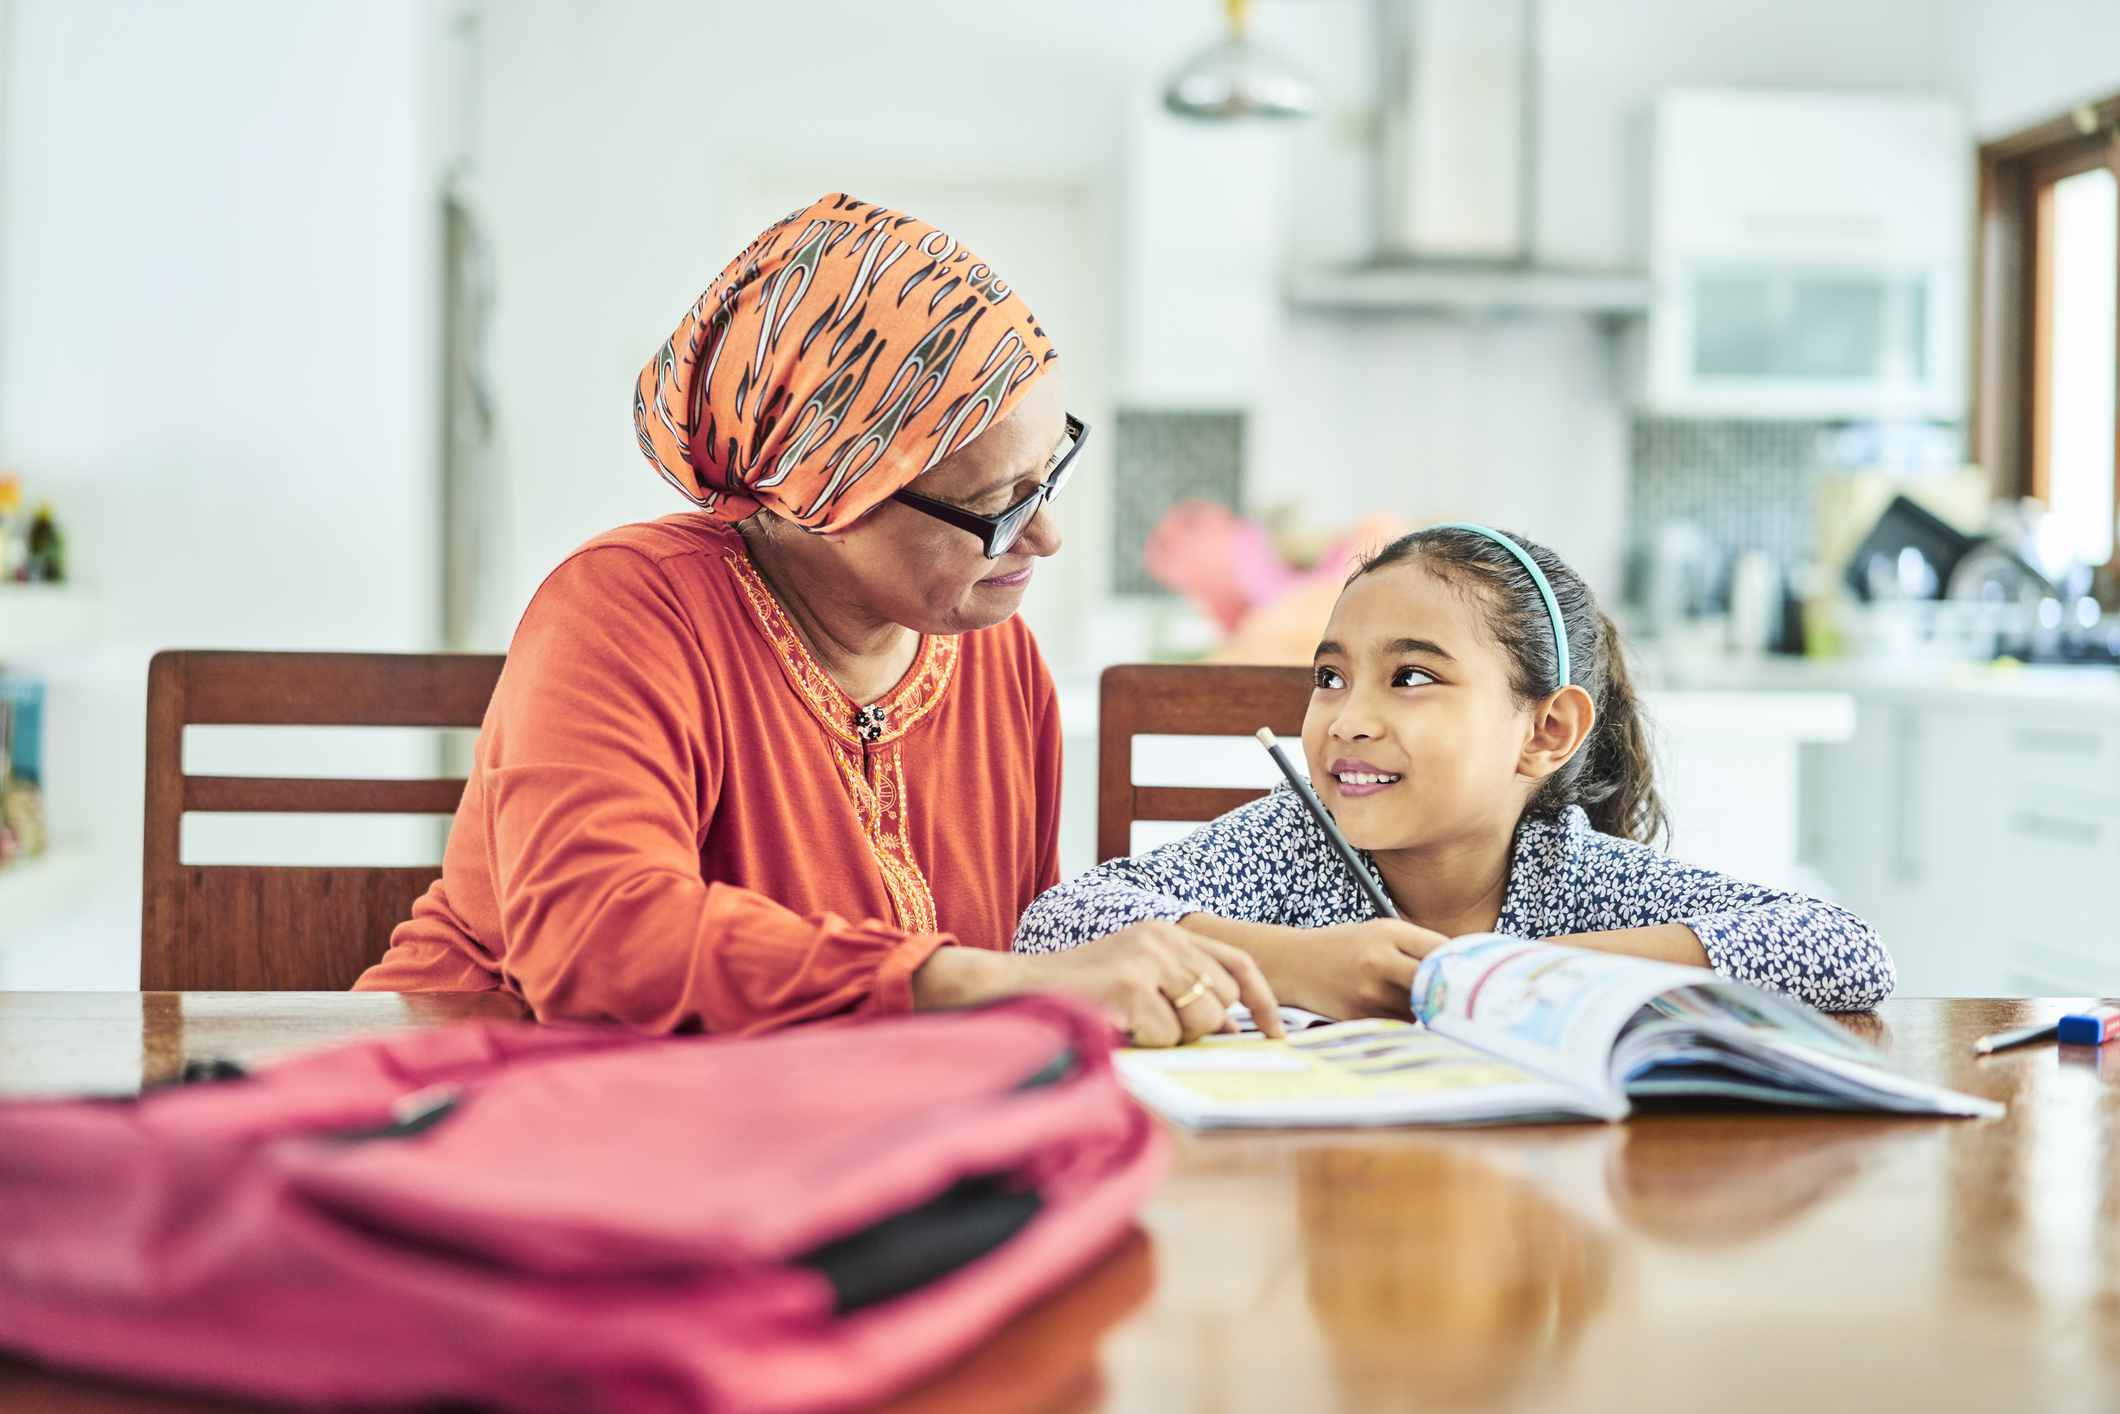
xmin=1517 ymin=684 xmax=1597 ymax=785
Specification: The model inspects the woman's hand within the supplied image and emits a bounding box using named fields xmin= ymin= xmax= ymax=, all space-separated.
xmin=912 ymin=922 xmax=1285 ymax=1045
xmin=1016 ymin=921 xmax=1286 ymax=1045
xmin=1275 ymin=919 xmax=1452 ymax=1021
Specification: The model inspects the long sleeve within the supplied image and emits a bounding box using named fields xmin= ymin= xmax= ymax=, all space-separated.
xmin=1025 ymin=641 xmax=1063 ymax=900
xmin=1013 ymin=785 xmax=1377 ymax=953
xmin=482 ymin=546 xmax=950 ymax=1034
xmin=1680 ymin=886 xmax=1894 ymax=1013
xmin=1513 ymin=814 xmax=1896 ymax=1012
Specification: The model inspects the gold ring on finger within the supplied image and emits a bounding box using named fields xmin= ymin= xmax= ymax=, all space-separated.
xmin=1168 ymin=974 xmax=1214 ymax=1010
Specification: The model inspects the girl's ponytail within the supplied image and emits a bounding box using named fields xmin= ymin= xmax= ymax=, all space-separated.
xmin=1577 ymin=612 xmax=1667 ymax=846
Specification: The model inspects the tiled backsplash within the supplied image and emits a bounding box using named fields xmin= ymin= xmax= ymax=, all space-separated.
xmin=1626 ymin=417 xmax=1836 ymax=570
xmin=1109 ymin=409 xmax=1245 ymax=596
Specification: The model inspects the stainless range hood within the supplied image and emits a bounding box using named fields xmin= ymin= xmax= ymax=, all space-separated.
xmin=1289 ymin=0 xmax=1648 ymax=316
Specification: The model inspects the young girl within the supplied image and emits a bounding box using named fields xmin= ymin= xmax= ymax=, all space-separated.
xmin=1015 ymin=524 xmax=1894 ymax=1017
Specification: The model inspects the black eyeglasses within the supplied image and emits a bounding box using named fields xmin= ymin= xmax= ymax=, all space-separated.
xmin=891 ymin=414 xmax=1088 ymax=559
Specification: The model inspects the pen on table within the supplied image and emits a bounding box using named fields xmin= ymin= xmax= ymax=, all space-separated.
xmin=1971 ymin=1021 xmax=2057 ymax=1055
xmin=1253 ymin=727 xmax=1399 ymax=921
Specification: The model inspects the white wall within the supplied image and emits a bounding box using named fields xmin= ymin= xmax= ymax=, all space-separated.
xmin=460 ymin=0 xmax=1975 ymax=683
xmin=1951 ymin=0 xmax=2120 ymax=136
xmin=0 ymin=0 xmax=2019 ymax=978
xmin=0 ymin=0 xmax=445 ymax=986
xmin=456 ymin=0 xmax=1174 ymax=655
xmin=443 ymin=0 xmax=1984 ymax=890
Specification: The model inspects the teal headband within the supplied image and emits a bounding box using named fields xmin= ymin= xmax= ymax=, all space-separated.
xmin=1429 ymin=523 xmax=1570 ymax=690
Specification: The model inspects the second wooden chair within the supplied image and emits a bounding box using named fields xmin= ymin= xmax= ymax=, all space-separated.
xmin=1095 ymin=663 xmax=1312 ymax=864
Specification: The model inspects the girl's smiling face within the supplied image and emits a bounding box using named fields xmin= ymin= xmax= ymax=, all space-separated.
xmin=1301 ymin=561 xmax=1560 ymax=852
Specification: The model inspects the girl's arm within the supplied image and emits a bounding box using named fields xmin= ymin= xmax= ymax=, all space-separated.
xmin=1012 ymin=786 xmax=1326 ymax=954
xmin=1543 ymin=829 xmax=1895 ymax=1011
xmin=1536 ymin=922 xmax=1710 ymax=968
xmin=1177 ymin=913 xmax=1438 ymax=1020
xmin=1014 ymin=787 xmax=1426 ymax=1018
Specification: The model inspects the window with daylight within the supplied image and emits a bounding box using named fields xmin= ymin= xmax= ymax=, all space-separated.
xmin=1977 ymin=97 xmax=2120 ymax=570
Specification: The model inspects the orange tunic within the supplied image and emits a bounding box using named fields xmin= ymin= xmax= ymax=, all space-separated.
xmin=353 ymin=514 xmax=1062 ymax=1034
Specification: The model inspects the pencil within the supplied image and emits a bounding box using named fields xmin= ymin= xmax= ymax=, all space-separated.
xmin=1254 ymin=727 xmax=1399 ymax=920
xmin=1971 ymin=1020 xmax=2058 ymax=1055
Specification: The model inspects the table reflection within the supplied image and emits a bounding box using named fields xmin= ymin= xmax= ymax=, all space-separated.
xmin=138 ymin=992 xmax=185 ymax=1090
xmin=1295 ymin=1144 xmax=1612 ymax=1408
xmin=1607 ymin=1118 xmax=1903 ymax=1245
xmin=884 ymin=1227 xmax=1156 ymax=1414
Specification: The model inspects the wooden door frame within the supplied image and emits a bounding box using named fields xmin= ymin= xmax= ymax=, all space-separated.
xmin=1974 ymin=95 xmax=2120 ymax=512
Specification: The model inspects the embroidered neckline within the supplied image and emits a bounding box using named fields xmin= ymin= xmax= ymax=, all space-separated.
xmin=723 ymin=550 xmax=959 ymax=749
xmin=721 ymin=542 xmax=949 ymax=934
xmin=828 ymin=744 xmax=938 ymax=933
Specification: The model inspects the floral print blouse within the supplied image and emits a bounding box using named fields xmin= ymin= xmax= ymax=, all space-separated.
xmin=1013 ymin=786 xmax=1895 ymax=1012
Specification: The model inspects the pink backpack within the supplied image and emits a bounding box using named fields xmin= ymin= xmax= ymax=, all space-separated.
xmin=0 ymin=994 xmax=1163 ymax=1412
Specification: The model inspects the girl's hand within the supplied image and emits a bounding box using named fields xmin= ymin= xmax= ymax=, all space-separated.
xmin=1284 ymin=919 xmax=1453 ymax=1021
xmin=1013 ymin=921 xmax=1287 ymax=1045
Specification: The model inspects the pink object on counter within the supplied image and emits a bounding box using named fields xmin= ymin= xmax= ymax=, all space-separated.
xmin=0 ymin=995 xmax=1164 ymax=1413
xmin=1146 ymin=503 xmax=1411 ymax=662
xmin=1144 ymin=501 xmax=1298 ymax=630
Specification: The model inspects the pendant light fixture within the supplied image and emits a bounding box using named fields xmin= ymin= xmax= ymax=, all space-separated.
xmin=1162 ymin=0 xmax=1316 ymax=122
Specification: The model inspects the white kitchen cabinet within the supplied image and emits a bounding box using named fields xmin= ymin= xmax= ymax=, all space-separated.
xmin=1645 ymin=90 xmax=1968 ymax=419
xmin=1891 ymin=706 xmax=2009 ymax=994
xmin=1650 ymin=691 xmax=1854 ymax=894
xmin=1806 ymin=696 xmax=2120 ymax=997
xmin=1990 ymin=721 xmax=2120 ymax=997
xmin=1803 ymin=700 xmax=1965 ymax=992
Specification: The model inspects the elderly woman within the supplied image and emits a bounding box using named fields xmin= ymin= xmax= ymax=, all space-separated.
xmin=356 ymin=194 xmax=1279 ymax=1043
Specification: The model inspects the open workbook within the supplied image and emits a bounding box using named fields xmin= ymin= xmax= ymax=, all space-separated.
xmin=1119 ymin=934 xmax=2001 ymax=1128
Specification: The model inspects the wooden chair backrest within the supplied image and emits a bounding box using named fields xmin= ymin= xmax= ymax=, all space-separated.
xmin=141 ymin=650 xmax=505 ymax=991
xmin=1095 ymin=663 xmax=1313 ymax=864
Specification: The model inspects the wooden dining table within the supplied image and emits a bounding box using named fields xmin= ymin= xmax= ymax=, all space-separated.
xmin=1 ymin=990 xmax=2115 ymax=1413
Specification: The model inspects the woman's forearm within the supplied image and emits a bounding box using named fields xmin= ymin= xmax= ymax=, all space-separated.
xmin=910 ymin=945 xmax=1029 ymax=1011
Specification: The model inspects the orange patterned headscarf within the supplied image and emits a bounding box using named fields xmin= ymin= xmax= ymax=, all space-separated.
xmin=634 ymin=193 xmax=1057 ymax=535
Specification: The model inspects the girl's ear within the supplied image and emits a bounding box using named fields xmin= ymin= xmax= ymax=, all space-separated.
xmin=1517 ymin=684 xmax=1596 ymax=785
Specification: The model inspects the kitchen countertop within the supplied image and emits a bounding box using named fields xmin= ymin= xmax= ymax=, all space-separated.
xmin=1637 ymin=654 xmax=2120 ymax=720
